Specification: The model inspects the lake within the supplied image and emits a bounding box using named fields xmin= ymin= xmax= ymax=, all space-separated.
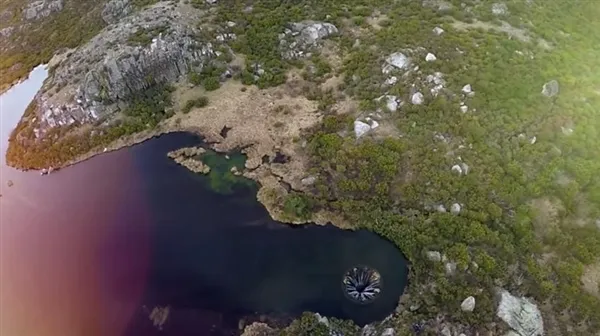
xmin=0 ymin=66 xmax=408 ymax=336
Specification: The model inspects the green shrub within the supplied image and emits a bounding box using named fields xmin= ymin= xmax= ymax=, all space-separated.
xmin=202 ymin=76 xmax=221 ymax=91
xmin=283 ymin=193 xmax=315 ymax=220
xmin=182 ymin=96 xmax=209 ymax=114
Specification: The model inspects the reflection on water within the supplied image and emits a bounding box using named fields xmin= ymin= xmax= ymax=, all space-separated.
xmin=0 ymin=69 xmax=408 ymax=336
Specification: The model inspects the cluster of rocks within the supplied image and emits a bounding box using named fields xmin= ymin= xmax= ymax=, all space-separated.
xmin=432 ymin=202 xmax=462 ymax=215
xmin=381 ymin=50 xmax=454 ymax=108
xmin=23 ymin=0 xmax=63 ymax=21
xmin=451 ymin=161 xmax=470 ymax=176
xmin=230 ymin=166 xmax=242 ymax=176
xmin=426 ymin=72 xmax=445 ymax=97
xmin=491 ymin=2 xmax=509 ymax=16
xmin=26 ymin=1 xmax=215 ymax=137
xmin=425 ymin=250 xmax=460 ymax=276
xmin=279 ymin=21 xmax=338 ymax=60
xmin=376 ymin=94 xmax=401 ymax=112
xmin=167 ymin=146 xmax=211 ymax=174
xmin=354 ymin=117 xmax=380 ymax=138
xmin=0 ymin=26 xmax=15 ymax=38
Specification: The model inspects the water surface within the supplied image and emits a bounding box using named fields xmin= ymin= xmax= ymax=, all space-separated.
xmin=0 ymin=68 xmax=408 ymax=336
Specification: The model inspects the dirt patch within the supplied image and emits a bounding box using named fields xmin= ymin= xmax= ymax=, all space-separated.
xmin=321 ymin=75 xmax=344 ymax=92
xmin=319 ymin=40 xmax=343 ymax=70
xmin=367 ymin=13 xmax=389 ymax=31
xmin=582 ymin=262 xmax=600 ymax=298
xmin=451 ymin=19 xmax=552 ymax=49
xmin=529 ymin=197 xmax=563 ymax=238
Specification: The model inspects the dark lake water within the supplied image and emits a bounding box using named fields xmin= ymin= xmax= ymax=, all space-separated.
xmin=0 ymin=66 xmax=408 ymax=336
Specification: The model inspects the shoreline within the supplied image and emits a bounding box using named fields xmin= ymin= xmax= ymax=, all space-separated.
xmin=14 ymin=79 xmax=349 ymax=228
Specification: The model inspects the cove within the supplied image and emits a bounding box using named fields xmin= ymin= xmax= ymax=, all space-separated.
xmin=0 ymin=68 xmax=408 ymax=336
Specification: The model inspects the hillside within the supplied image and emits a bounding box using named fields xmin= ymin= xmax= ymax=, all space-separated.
xmin=3 ymin=0 xmax=600 ymax=335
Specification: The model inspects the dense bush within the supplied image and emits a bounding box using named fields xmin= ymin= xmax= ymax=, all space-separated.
xmin=182 ymin=96 xmax=209 ymax=114
xmin=202 ymin=76 xmax=221 ymax=91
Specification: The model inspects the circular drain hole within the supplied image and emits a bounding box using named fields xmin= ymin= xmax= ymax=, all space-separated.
xmin=342 ymin=265 xmax=382 ymax=304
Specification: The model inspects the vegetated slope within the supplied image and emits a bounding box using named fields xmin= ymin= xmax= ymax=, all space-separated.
xmin=0 ymin=0 xmax=108 ymax=93
xmin=218 ymin=0 xmax=600 ymax=334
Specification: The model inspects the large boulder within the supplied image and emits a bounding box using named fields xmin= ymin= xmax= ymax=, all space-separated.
xmin=382 ymin=52 xmax=411 ymax=74
xmin=279 ymin=21 xmax=338 ymax=59
xmin=354 ymin=120 xmax=372 ymax=138
xmin=497 ymin=289 xmax=544 ymax=336
xmin=461 ymin=296 xmax=476 ymax=312
xmin=541 ymin=80 xmax=559 ymax=97
xmin=23 ymin=2 xmax=214 ymax=134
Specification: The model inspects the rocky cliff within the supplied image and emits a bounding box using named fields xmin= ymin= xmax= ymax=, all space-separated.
xmin=21 ymin=1 xmax=215 ymax=137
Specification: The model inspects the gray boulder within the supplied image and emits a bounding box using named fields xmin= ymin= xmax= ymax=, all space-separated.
xmin=101 ymin=0 xmax=133 ymax=24
xmin=280 ymin=21 xmax=338 ymax=59
xmin=376 ymin=95 xmax=398 ymax=112
xmin=411 ymin=92 xmax=424 ymax=105
xmin=301 ymin=176 xmax=317 ymax=186
xmin=497 ymin=289 xmax=544 ymax=336
xmin=354 ymin=120 xmax=372 ymax=138
xmin=382 ymin=52 xmax=411 ymax=74
xmin=445 ymin=261 xmax=457 ymax=275
xmin=541 ymin=80 xmax=559 ymax=97
xmin=426 ymin=250 xmax=442 ymax=262
xmin=450 ymin=203 xmax=461 ymax=214
xmin=23 ymin=0 xmax=63 ymax=20
xmin=461 ymin=296 xmax=476 ymax=312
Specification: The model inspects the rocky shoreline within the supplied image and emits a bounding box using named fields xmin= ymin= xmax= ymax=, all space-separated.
xmin=167 ymin=146 xmax=210 ymax=174
xmin=36 ymin=77 xmax=347 ymax=228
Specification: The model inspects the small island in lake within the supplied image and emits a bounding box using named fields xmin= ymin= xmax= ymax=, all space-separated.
xmin=2 ymin=0 xmax=600 ymax=335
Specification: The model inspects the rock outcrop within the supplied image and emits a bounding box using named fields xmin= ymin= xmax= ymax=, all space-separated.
xmin=25 ymin=1 xmax=215 ymax=137
xmin=101 ymin=0 xmax=133 ymax=24
xmin=23 ymin=0 xmax=64 ymax=21
xmin=496 ymin=289 xmax=544 ymax=336
xmin=279 ymin=21 xmax=338 ymax=59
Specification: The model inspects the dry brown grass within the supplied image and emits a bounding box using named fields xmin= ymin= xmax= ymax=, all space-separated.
xmin=529 ymin=197 xmax=563 ymax=239
xmin=582 ymin=262 xmax=600 ymax=298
